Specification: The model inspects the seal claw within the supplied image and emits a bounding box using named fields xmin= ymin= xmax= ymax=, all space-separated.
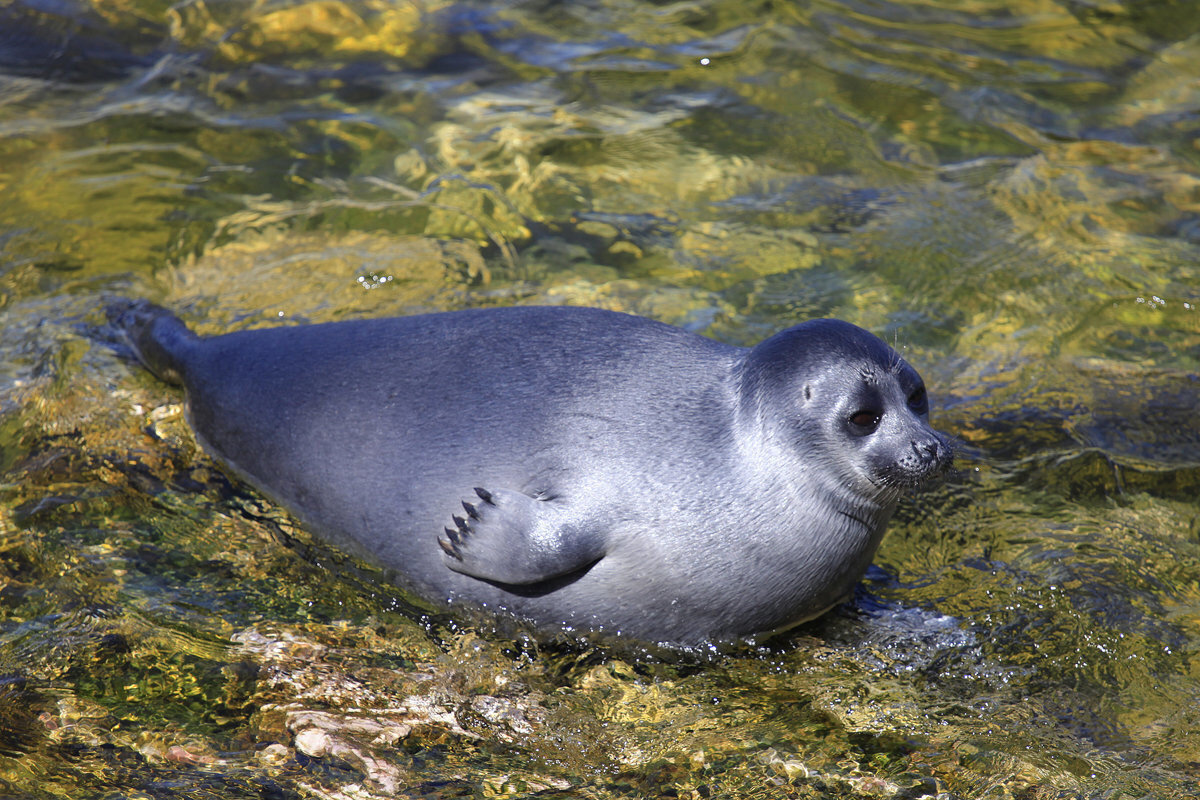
xmin=438 ymin=535 xmax=461 ymax=559
xmin=452 ymin=514 xmax=470 ymax=531
xmin=462 ymin=500 xmax=480 ymax=519
xmin=474 ymin=487 xmax=494 ymax=504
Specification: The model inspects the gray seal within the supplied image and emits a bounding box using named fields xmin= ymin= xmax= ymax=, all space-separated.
xmin=108 ymin=301 xmax=952 ymax=645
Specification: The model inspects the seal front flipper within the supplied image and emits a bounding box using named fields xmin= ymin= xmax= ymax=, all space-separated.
xmin=438 ymin=488 xmax=607 ymax=586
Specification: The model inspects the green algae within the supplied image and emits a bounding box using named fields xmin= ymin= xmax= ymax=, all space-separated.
xmin=1 ymin=0 xmax=1200 ymax=797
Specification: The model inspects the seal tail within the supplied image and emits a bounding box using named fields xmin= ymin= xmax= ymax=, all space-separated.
xmin=105 ymin=299 xmax=197 ymax=385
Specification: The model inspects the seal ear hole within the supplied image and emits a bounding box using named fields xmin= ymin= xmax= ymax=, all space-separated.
xmin=804 ymin=385 xmax=812 ymax=401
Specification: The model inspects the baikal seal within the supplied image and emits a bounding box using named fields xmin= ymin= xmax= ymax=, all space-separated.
xmin=109 ymin=300 xmax=952 ymax=646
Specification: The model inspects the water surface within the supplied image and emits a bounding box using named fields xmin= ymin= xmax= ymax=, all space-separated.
xmin=2 ymin=1 xmax=1199 ymax=798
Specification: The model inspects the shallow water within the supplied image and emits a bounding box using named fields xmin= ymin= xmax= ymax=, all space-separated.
xmin=2 ymin=0 xmax=1199 ymax=797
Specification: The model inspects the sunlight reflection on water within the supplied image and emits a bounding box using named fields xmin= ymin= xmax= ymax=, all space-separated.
xmin=1 ymin=0 xmax=1199 ymax=797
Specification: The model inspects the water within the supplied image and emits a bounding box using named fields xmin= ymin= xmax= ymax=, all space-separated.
xmin=2 ymin=0 xmax=1199 ymax=797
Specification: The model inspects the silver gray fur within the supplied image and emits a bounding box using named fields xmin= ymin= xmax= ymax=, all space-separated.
xmin=109 ymin=301 xmax=952 ymax=645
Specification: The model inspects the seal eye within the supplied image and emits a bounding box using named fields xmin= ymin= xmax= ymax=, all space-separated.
xmin=908 ymin=386 xmax=928 ymax=415
xmin=848 ymin=409 xmax=882 ymax=435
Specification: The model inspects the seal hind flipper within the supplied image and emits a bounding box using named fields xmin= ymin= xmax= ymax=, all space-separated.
xmin=438 ymin=487 xmax=607 ymax=586
xmin=105 ymin=299 xmax=198 ymax=385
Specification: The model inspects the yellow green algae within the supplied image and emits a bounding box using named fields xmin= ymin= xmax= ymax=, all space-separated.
xmin=1 ymin=0 xmax=1199 ymax=798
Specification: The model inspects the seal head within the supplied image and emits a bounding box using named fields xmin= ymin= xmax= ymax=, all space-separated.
xmin=739 ymin=319 xmax=948 ymax=503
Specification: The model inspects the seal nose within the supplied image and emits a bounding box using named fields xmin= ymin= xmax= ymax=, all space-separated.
xmin=912 ymin=437 xmax=951 ymax=470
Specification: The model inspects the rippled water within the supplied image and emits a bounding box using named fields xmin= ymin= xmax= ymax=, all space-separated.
xmin=2 ymin=1 xmax=1199 ymax=798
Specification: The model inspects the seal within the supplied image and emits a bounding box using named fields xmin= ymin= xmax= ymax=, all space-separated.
xmin=108 ymin=300 xmax=952 ymax=645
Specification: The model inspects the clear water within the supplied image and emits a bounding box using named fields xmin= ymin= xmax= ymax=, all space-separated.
xmin=2 ymin=1 xmax=1199 ymax=797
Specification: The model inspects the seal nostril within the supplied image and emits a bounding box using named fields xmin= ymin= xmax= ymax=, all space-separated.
xmin=912 ymin=440 xmax=938 ymax=461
